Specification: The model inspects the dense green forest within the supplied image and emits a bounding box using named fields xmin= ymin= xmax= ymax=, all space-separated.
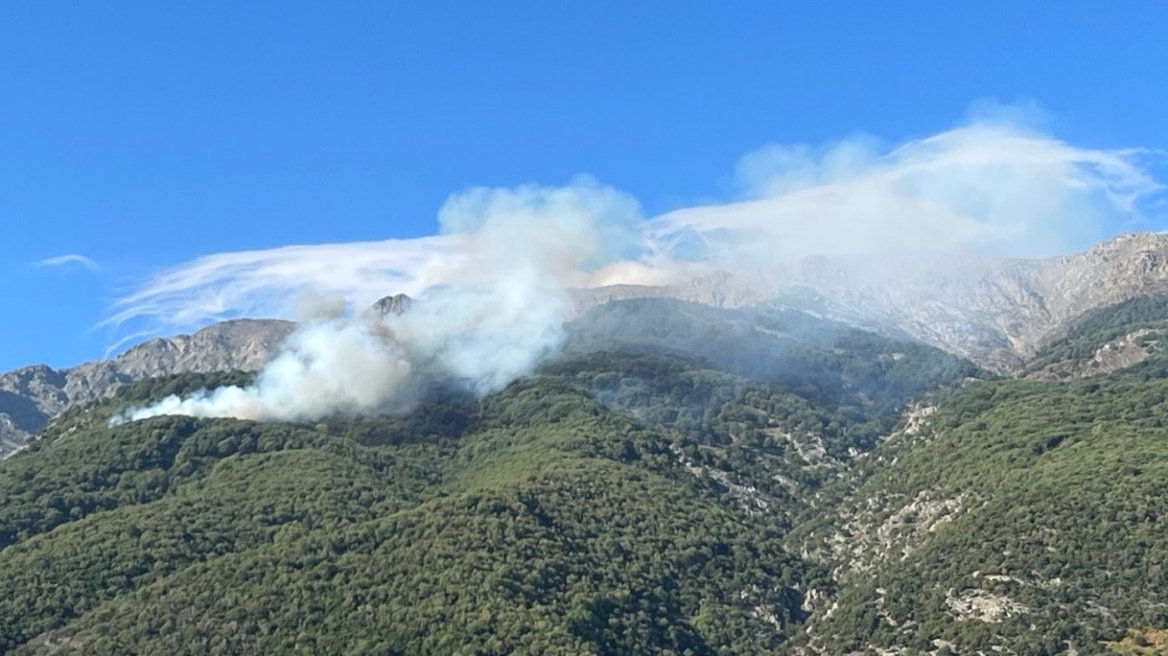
xmin=1 ymin=365 xmax=816 ymax=655
xmin=1026 ymin=294 xmax=1168 ymax=377
xmin=3 ymin=298 xmax=1168 ymax=654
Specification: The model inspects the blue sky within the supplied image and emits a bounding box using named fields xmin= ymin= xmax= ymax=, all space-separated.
xmin=2 ymin=1 xmax=1167 ymax=371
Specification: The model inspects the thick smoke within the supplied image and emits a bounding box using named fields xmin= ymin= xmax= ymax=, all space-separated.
xmin=117 ymin=320 xmax=414 ymax=422
xmin=115 ymin=178 xmax=641 ymax=423
xmin=109 ymin=113 xmax=1165 ymax=423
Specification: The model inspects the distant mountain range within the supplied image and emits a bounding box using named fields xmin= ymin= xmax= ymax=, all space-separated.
xmin=6 ymin=231 xmax=1168 ymax=458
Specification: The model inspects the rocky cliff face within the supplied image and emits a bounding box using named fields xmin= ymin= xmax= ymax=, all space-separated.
xmin=111 ymin=318 xmax=294 ymax=380
xmin=0 ymin=319 xmax=294 ymax=457
xmin=368 ymin=293 xmax=413 ymax=318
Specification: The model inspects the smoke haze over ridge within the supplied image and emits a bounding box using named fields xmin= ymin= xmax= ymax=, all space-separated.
xmin=111 ymin=112 xmax=1166 ymax=423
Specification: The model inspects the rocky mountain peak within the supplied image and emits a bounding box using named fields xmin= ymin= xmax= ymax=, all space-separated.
xmin=111 ymin=318 xmax=293 ymax=380
xmin=568 ymin=232 xmax=1168 ymax=372
xmin=1081 ymin=230 xmax=1168 ymax=256
xmin=369 ymin=293 xmax=413 ymax=317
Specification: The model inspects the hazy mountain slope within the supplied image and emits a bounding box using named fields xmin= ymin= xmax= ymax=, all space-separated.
xmin=563 ymin=298 xmax=978 ymax=434
xmin=0 ymin=319 xmax=295 ymax=458
xmin=9 ymin=232 xmax=1168 ymax=456
xmin=572 ymin=233 xmax=1168 ymax=372
xmin=5 ymin=289 xmax=1168 ymax=654
xmin=0 ymin=303 xmax=981 ymax=655
xmin=0 ymin=291 xmax=969 ymax=460
xmin=768 ymin=233 xmax=1168 ymax=370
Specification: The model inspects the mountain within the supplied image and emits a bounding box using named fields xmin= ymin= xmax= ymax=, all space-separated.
xmin=4 ymin=293 xmax=1168 ymax=654
xmin=4 ymin=277 xmax=1168 ymax=653
xmin=0 ymin=303 xmax=974 ymax=655
xmin=368 ymin=292 xmax=414 ymax=317
xmin=0 ymin=319 xmax=294 ymax=458
xmin=0 ymin=294 xmax=422 ymax=459
xmin=10 ymin=232 xmax=1168 ymax=457
xmin=1023 ymin=293 xmax=1168 ymax=380
xmin=789 ymin=340 xmax=1168 ymax=654
xmin=770 ymin=232 xmax=1168 ymax=370
xmin=571 ymin=233 xmax=1168 ymax=372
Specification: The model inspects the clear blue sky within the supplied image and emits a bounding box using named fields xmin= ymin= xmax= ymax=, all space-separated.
xmin=2 ymin=1 xmax=1166 ymax=371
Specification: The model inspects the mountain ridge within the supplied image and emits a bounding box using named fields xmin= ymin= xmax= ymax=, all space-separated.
xmin=6 ymin=253 xmax=1168 ymax=652
xmin=0 ymin=319 xmax=295 ymax=457
xmin=570 ymin=232 xmax=1168 ymax=371
xmin=8 ymin=233 xmax=1168 ymax=458
xmin=3 ymin=304 xmax=1165 ymax=653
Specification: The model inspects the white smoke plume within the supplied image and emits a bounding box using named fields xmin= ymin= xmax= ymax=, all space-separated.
xmin=114 ymin=177 xmax=641 ymax=423
xmin=109 ymin=113 xmax=1165 ymax=424
xmin=117 ymin=320 xmax=415 ymax=422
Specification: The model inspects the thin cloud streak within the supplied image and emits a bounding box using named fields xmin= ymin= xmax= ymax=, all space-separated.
xmin=107 ymin=117 xmax=1165 ymax=342
xmin=103 ymin=236 xmax=458 ymax=330
xmin=647 ymin=125 xmax=1163 ymax=268
xmin=37 ymin=254 xmax=101 ymax=272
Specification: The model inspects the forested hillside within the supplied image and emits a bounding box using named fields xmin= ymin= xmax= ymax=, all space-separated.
xmin=0 ymin=301 xmax=973 ymax=655
xmin=3 ymin=298 xmax=1168 ymax=655
xmin=1026 ymin=295 xmax=1168 ymax=379
xmin=794 ymin=364 xmax=1168 ymax=654
xmin=1 ymin=365 xmax=812 ymax=655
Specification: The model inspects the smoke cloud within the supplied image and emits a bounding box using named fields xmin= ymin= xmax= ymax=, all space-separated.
xmin=648 ymin=123 xmax=1161 ymax=267
xmin=110 ymin=112 xmax=1165 ymax=423
xmin=117 ymin=319 xmax=415 ymax=422
xmin=114 ymin=177 xmax=640 ymax=422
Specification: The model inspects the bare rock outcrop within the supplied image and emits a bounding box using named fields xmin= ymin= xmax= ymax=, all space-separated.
xmin=0 ymin=319 xmax=294 ymax=457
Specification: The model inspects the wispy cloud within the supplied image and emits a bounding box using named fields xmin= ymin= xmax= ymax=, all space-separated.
xmin=648 ymin=123 xmax=1163 ymax=267
xmin=106 ymin=112 xmax=1165 ymax=341
xmin=102 ymin=176 xmax=646 ymax=334
xmin=37 ymin=253 xmax=101 ymax=272
xmin=106 ymin=108 xmax=1168 ymax=424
